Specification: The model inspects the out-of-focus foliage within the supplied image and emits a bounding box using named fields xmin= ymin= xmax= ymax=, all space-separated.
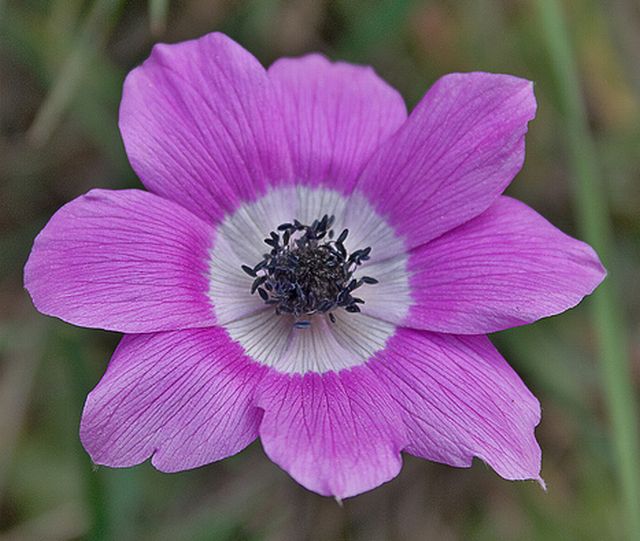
xmin=1 ymin=1 xmax=639 ymax=540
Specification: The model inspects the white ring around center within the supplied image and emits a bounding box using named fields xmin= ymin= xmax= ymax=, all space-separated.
xmin=208 ymin=185 xmax=412 ymax=374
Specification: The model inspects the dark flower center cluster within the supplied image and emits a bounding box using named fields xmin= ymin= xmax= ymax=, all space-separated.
xmin=241 ymin=215 xmax=377 ymax=328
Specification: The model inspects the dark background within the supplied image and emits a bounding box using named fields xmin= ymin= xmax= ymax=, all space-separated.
xmin=1 ymin=1 xmax=639 ymax=540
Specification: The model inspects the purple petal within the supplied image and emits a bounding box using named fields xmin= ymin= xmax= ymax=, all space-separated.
xmin=80 ymin=328 xmax=266 ymax=471
xmin=353 ymin=72 xmax=537 ymax=253
xmin=24 ymin=189 xmax=216 ymax=333
xmin=405 ymin=196 xmax=606 ymax=333
xmin=256 ymin=367 xmax=407 ymax=499
xmin=119 ymin=32 xmax=292 ymax=225
xmin=268 ymin=54 xmax=407 ymax=193
xmin=370 ymin=329 xmax=543 ymax=483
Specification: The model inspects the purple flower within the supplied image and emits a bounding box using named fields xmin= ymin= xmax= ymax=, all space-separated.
xmin=24 ymin=32 xmax=605 ymax=499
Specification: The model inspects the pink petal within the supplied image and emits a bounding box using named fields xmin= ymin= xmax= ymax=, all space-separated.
xmin=268 ymin=54 xmax=407 ymax=193
xmin=353 ymin=72 xmax=537 ymax=253
xmin=405 ymin=196 xmax=606 ymax=333
xmin=80 ymin=328 xmax=266 ymax=471
xmin=256 ymin=367 xmax=407 ymax=499
xmin=370 ymin=329 xmax=542 ymax=483
xmin=119 ymin=32 xmax=292 ymax=225
xmin=24 ymin=189 xmax=216 ymax=333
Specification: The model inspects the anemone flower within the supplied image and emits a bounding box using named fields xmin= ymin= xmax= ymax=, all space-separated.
xmin=24 ymin=32 xmax=605 ymax=499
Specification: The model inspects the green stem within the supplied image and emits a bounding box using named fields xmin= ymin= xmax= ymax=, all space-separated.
xmin=61 ymin=332 xmax=110 ymax=541
xmin=535 ymin=0 xmax=640 ymax=539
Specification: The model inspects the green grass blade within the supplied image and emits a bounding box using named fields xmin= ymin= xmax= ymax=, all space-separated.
xmin=535 ymin=1 xmax=640 ymax=539
xmin=26 ymin=0 xmax=123 ymax=146
xmin=149 ymin=0 xmax=169 ymax=36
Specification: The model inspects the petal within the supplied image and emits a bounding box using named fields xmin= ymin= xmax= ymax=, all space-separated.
xmin=405 ymin=196 xmax=606 ymax=334
xmin=256 ymin=366 xmax=406 ymax=499
xmin=370 ymin=329 xmax=542 ymax=482
xmin=119 ymin=32 xmax=292 ymax=225
xmin=353 ymin=72 xmax=537 ymax=253
xmin=80 ymin=328 xmax=266 ymax=471
xmin=353 ymin=254 xmax=412 ymax=324
xmin=24 ymin=189 xmax=216 ymax=333
xmin=225 ymin=309 xmax=395 ymax=374
xmin=268 ymin=54 xmax=407 ymax=193
xmin=207 ymin=231 xmax=268 ymax=325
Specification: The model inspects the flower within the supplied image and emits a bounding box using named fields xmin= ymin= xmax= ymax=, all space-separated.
xmin=24 ymin=32 xmax=605 ymax=499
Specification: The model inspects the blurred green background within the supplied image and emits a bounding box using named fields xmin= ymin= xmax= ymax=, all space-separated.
xmin=1 ymin=0 xmax=639 ymax=540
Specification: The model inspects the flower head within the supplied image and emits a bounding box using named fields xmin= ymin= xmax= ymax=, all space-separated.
xmin=24 ymin=32 xmax=605 ymax=499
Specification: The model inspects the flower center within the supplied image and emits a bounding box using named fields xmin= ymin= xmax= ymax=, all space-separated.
xmin=241 ymin=214 xmax=378 ymax=328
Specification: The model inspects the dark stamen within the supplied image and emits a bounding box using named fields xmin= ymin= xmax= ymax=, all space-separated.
xmin=241 ymin=214 xmax=377 ymax=327
xmin=241 ymin=265 xmax=256 ymax=277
